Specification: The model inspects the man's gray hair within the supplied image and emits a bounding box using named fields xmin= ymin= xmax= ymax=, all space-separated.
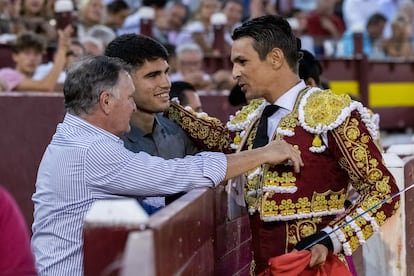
xmin=175 ymin=42 xmax=204 ymax=59
xmin=63 ymin=55 xmax=130 ymax=115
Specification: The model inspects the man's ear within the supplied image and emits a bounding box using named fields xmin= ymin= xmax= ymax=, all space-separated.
xmin=99 ymin=91 xmax=112 ymax=115
xmin=269 ymin=48 xmax=283 ymax=69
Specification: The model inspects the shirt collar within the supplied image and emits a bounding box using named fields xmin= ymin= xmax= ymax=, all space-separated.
xmin=124 ymin=113 xmax=164 ymax=143
xmin=124 ymin=124 xmax=145 ymax=142
xmin=64 ymin=112 xmax=121 ymax=142
xmin=272 ymin=80 xmax=306 ymax=112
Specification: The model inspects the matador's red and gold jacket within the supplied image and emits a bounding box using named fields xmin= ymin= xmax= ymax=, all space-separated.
xmin=167 ymin=88 xmax=400 ymax=257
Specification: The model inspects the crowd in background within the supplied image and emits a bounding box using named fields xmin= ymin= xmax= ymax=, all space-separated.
xmin=1 ymin=0 xmax=414 ymax=93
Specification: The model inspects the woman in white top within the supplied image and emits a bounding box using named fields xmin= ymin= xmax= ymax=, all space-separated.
xmin=176 ymin=0 xmax=221 ymax=57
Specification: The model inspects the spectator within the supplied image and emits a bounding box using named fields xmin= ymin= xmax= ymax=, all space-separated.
xmin=152 ymin=0 xmax=189 ymax=46
xmin=170 ymin=42 xmax=212 ymax=89
xmin=221 ymin=0 xmax=243 ymax=46
xmin=33 ymin=39 xmax=86 ymax=84
xmin=77 ymin=0 xmax=105 ymax=39
xmin=81 ymin=24 xmax=116 ymax=55
xmin=30 ymin=54 xmax=303 ymax=275
xmin=170 ymin=42 xmax=235 ymax=90
xmin=14 ymin=0 xmax=57 ymax=42
xmin=176 ymin=0 xmax=223 ymax=57
xmin=339 ymin=12 xmax=387 ymax=58
xmin=398 ymin=1 xmax=414 ymax=38
xmin=0 ymin=27 xmax=72 ymax=92
xmin=249 ymin=0 xmax=276 ymax=19
xmin=341 ymin=0 xmax=401 ymax=39
xmin=382 ymin=15 xmax=414 ymax=59
xmin=0 ymin=0 xmax=14 ymax=34
xmin=307 ymin=0 xmax=345 ymax=56
xmin=105 ymin=0 xmax=130 ymax=32
xmin=0 ymin=186 xmax=37 ymax=276
xmin=170 ymin=80 xmax=203 ymax=112
xmin=117 ymin=0 xmax=168 ymax=36
xmin=342 ymin=0 xmax=381 ymax=32
xmin=105 ymin=34 xmax=199 ymax=214
xmin=286 ymin=8 xmax=315 ymax=55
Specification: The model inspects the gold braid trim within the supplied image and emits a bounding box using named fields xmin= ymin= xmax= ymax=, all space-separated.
xmin=330 ymin=114 xmax=399 ymax=254
xmin=166 ymin=102 xmax=232 ymax=153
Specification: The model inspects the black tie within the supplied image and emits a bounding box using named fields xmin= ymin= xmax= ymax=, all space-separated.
xmin=253 ymin=105 xmax=279 ymax=148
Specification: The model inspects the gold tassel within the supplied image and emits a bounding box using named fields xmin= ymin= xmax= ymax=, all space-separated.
xmin=312 ymin=134 xmax=322 ymax=147
xmin=233 ymin=132 xmax=241 ymax=145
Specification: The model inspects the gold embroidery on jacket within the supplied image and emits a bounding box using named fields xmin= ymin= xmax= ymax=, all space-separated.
xmin=260 ymin=189 xmax=346 ymax=218
xmin=331 ymin=115 xmax=396 ymax=253
xmin=302 ymin=90 xmax=352 ymax=129
xmin=264 ymin=171 xmax=296 ymax=187
xmin=278 ymin=113 xmax=298 ymax=133
xmin=287 ymin=217 xmax=322 ymax=246
xmin=167 ymin=102 xmax=231 ymax=152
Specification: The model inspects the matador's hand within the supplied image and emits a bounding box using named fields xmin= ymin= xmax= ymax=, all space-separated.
xmin=292 ymin=231 xmax=332 ymax=267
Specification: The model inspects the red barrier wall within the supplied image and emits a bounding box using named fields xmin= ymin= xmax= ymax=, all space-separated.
xmin=0 ymin=92 xmax=65 ymax=229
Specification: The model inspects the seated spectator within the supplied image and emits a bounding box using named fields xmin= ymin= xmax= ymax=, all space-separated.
xmin=249 ymin=0 xmax=276 ymax=19
xmin=286 ymin=8 xmax=315 ymax=55
xmin=221 ymin=0 xmax=242 ymax=37
xmin=117 ymin=0 xmax=167 ymax=36
xmin=77 ymin=0 xmax=105 ymax=40
xmin=170 ymin=42 xmax=235 ymax=90
xmin=0 ymin=27 xmax=71 ymax=92
xmin=33 ymin=39 xmax=86 ymax=84
xmin=382 ymin=15 xmax=414 ymax=59
xmin=0 ymin=0 xmax=14 ymax=34
xmin=398 ymin=1 xmax=414 ymax=38
xmin=105 ymin=0 xmax=130 ymax=32
xmin=14 ymin=0 xmax=57 ymax=42
xmin=307 ymin=0 xmax=345 ymax=57
xmin=342 ymin=0 xmax=381 ymax=33
xmin=339 ymin=12 xmax=387 ymax=58
xmin=170 ymin=81 xmax=203 ymax=112
xmin=81 ymin=24 xmax=116 ymax=55
xmin=152 ymin=0 xmax=189 ymax=46
xmin=176 ymin=0 xmax=225 ymax=57
xmin=170 ymin=42 xmax=213 ymax=89
xmin=0 ymin=186 xmax=37 ymax=275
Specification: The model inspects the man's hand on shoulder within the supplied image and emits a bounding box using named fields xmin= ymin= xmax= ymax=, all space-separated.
xmin=262 ymin=140 xmax=304 ymax=173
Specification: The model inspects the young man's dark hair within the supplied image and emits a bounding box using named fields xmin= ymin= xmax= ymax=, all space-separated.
xmin=12 ymin=31 xmax=46 ymax=54
xmin=104 ymin=33 xmax=169 ymax=69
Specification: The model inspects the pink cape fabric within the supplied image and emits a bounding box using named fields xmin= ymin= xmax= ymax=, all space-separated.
xmin=259 ymin=251 xmax=352 ymax=276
